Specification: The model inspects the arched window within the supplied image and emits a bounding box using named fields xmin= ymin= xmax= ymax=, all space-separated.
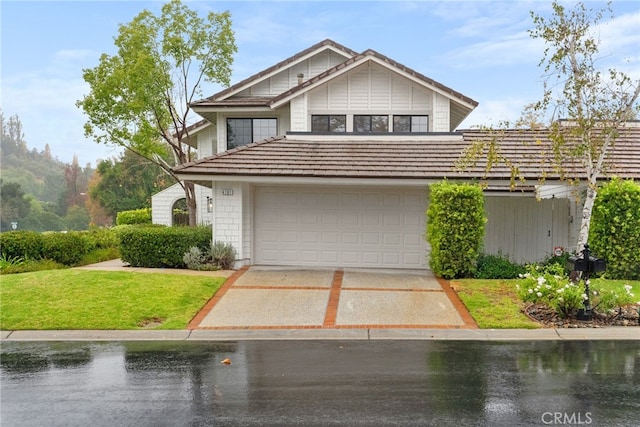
xmin=172 ymin=198 xmax=188 ymax=226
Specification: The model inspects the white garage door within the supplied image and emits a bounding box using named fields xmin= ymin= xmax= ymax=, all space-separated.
xmin=254 ymin=186 xmax=429 ymax=268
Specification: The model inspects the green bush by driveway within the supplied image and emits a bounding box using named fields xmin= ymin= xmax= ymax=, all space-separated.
xmin=116 ymin=225 xmax=212 ymax=268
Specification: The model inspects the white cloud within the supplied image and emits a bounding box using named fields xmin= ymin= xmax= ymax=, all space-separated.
xmin=440 ymin=31 xmax=543 ymax=68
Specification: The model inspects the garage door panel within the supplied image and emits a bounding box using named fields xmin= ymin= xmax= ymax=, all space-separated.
xmin=404 ymin=234 xmax=422 ymax=246
xmin=321 ymin=212 xmax=339 ymax=225
xmin=343 ymin=232 xmax=359 ymax=244
xmin=383 ymin=233 xmax=401 ymax=245
xmin=254 ymin=187 xmax=428 ymax=268
xmin=342 ymin=251 xmax=360 ymax=264
xmin=362 ymin=213 xmax=381 ymax=226
xmin=301 ymin=231 xmax=319 ymax=243
xmin=341 ymin=212 xmax=359 ymax=225
xmin=383 ymin=214 xmax=401 ymax=226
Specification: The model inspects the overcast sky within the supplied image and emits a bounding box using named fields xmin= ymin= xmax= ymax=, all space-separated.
xmin=2 ymin=0 xmax=639 ymax=166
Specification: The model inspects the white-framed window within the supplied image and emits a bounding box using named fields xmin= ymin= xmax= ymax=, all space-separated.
xmin=227 ymin=118 xmax=278 ymax=149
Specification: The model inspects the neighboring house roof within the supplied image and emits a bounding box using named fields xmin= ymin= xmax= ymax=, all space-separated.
xmin=173 ymin=126 xmax=640 ymax=183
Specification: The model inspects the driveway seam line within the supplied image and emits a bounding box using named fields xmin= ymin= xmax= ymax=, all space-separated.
xmin=323 ymin=269 xmax=344 ymax=328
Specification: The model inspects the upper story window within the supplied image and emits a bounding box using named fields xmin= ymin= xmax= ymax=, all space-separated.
xmin=227 ymin=118 xmax=277 ymax=149
xmin=311 ymin=115 xmax=346 ymax=132
xmin=393 ymin=115 xmax=429 ymax=132
xmin=354 ymin=115 xmax=389 ymax=133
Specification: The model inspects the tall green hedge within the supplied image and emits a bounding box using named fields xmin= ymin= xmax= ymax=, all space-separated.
xmin=426 ymin=181 xmax=486 ymax=279
xmin=589 ymin=178 xmax=640 ymax=280
xmin=116 ymin=208 xmax=152 ymax=225
xmin=116 ymin=225 xmax=212 ymax=268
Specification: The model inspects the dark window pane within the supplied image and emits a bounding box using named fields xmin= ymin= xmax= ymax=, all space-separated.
xmin=371 ymin=115 xmax=388 ymax=132
xmin=312 ymin=115 xmax=329 ymax=132
xmin=393 ymin=116 xmax=410 ymax=132
xmin=227 ymin=119 xmax=252 ymax=149
xmin=354 ymin=115 xmax=370 ymax=132
xmin=227 ymin=118 xmax=277 ymax=149
xmin=329 ymin=115 xmax=346 ymax=132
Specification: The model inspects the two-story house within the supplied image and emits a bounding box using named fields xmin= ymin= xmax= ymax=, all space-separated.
xmin=152 ymin=39 xmax=639 ymax=269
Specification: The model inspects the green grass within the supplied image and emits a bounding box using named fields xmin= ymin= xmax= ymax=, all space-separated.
xmin=453 ymin=279 xmax=541 ymax=329
xmin=0 ymin=270 xmax=225 ymax=330
xmin=454 ymin=277 xmax=640 ymax=329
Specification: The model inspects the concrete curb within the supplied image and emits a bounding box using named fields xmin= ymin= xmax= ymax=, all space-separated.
xmin=2 ymin=328 xmax=638 ymax=342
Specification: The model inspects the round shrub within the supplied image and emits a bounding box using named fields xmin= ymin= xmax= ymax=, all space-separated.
xmin=589 ymin=178 xmax=640 ymax=280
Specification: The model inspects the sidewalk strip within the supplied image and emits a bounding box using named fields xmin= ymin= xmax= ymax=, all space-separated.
xmin=187 ymin=266 xmax=249 ymax=330
xmin=323 ymin=269 xmax=344 ymax=328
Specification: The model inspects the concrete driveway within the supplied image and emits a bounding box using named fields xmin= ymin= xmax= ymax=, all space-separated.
xmin=189 ymin=266 xmax=477 ymax=330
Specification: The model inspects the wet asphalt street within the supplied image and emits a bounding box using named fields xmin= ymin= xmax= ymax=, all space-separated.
xmin=1 ymin=340 xmax=639 ymax=426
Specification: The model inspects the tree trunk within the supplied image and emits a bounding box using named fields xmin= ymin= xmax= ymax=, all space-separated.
xmin=184 ymin=181 xmax=198 ymax=226
xmin=575 ymin=184 xmax=597 ymax=254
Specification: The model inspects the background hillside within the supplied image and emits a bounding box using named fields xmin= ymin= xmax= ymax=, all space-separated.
xmin=1 ymin=111 xmax=170 ymax=232
xmin=1 ymin=111 xmax=94 ymax=231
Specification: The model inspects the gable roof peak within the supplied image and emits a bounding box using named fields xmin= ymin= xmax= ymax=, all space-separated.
xmin=193 ymin=39 xmax=358 ymax=105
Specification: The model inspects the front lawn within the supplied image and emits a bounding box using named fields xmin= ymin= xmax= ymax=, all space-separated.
xmin=0 ymin=270 xmax=225 ymax=330
xmin=452 ymin=279 xmax=541 ymax=329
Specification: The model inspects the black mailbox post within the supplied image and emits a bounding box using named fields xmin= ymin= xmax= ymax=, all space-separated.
xmin=566 ymin=244 xmax=606 ymax=321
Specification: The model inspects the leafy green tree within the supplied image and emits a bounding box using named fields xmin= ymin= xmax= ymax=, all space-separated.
xmin=459 ymin=2 xmax=639 ymax=255
xmin=77 ymin=0 xmax=236 ymax=225
xmin=21 ymin=199 xmax=67 ymax=232
xmin=528 ymin=2 xmax=639 ymax=253
xmin=0 ymin=181 xmax=31 ymax=231
xmin=89 ymin=149 xmax=171 ymax=218
xmin=65 ymin=205 xmax=91 ymax=231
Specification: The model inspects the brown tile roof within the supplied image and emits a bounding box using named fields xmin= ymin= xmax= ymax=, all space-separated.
xmin=192 ymin=39 xmax=358 ymax=105
xmin=173 ymin=126 xmax=640 ymax=182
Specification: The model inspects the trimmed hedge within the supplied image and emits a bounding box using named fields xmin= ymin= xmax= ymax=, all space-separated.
xmin=0 ymin=231 xmax=45 ymax=260
xmin=117 ymin=225 xmax=212 ymax=268
xmin=1 ymin=229 xmax=119 ymax=267
xmin=116 ymin=208 xmax=152 ymax=225
xmin=589 ymin=178 xmax=640 ymax=280
xmin=41 ymin=232 xmax=91 ymax=266
xmin=426 ymin=181 xmax=486 ymax=279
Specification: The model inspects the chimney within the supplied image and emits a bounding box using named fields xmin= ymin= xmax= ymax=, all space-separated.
xmin=297 ymin=73 xmax=304 ymax=85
